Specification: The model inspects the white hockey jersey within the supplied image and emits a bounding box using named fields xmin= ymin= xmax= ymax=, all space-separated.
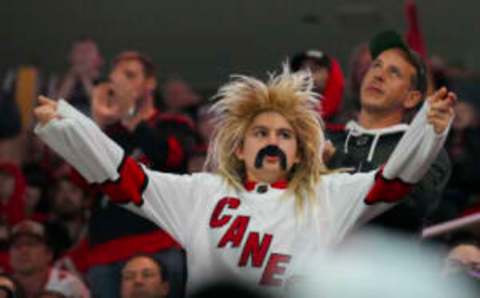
xmin=35 ymin=100 xmax=449 ymax=293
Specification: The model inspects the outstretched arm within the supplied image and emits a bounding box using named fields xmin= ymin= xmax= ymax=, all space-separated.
xmin=383 ymin=87 xmax=455 ymax=182
xmin=326 ymin=88 xmax=456 ymax=238
xmin=33 ymin=96 xmax=211 ymax=246
xmin=364 ymin=87 xmax=455 ymax=205
xmin=34 ymin=96 xmax=125 ymax=185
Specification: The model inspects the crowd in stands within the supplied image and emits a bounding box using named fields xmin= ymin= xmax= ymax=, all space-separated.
xmin=1 ymin=7 xmax=480 ymax=298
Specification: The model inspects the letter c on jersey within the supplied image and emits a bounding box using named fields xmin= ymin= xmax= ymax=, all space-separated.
xmin=209 ymin=197 xmax=241 ymax=228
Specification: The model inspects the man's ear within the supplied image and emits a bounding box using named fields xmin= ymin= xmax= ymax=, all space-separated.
xmin=404 ymin=90 xmax=423 ymax=110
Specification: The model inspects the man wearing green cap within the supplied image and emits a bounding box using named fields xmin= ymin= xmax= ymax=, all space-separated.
xmin=328 ymin=30 xmax=452 ymax=235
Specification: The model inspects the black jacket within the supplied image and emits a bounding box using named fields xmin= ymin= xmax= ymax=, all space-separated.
xmin=327 ymin=120 xmax=451 ymax=235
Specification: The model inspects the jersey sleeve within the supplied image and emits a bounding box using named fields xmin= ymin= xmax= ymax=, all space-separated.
xmin=124 ymin=170 xmax=220 ymax=245
xmin=34 ymin=100 xmax=214 ymax=246
xmin=323 ymin=101 xmax=452 ymax=240
xmin=382 ymin=100 xmax=451 ymax=183
xmin=34 ymin=100 xmax=124 ymax=184
xmin=361 ymin=100 xmax=452 ymax=206
xmin=322 ymin=171 xmax=383 ymax=240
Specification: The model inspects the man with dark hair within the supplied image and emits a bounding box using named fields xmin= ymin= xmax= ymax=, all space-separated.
xmin=328 ymin=30 xmax=451 ymax=235
xmin=112 ymin=51 xmax=156 ymax=79
xmin=121 ymin=255 xmax=169 ymax=298
xmin=91 ymin=50 xmax=196 ymax=172
xmin=91 ymin=50 xmax=157 ymax=130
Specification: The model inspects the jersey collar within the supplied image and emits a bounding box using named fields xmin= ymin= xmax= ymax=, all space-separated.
xmin=244 ymin=180 xmax=288 ymax=192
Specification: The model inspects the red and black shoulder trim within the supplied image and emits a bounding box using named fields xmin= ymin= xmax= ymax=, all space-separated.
xmin=364 ymin=167 xmax=413 ymax=205
xmin=99 ymin=155 xmax=148 ymax=206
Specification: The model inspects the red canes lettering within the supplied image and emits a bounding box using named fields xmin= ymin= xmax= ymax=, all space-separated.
xmin=238 ymin=232 xmax=273 ymax=268
xmin=209 ymin=197 xmax=241 ymax=228
xmin=217 ymin=216 xmax=250 ymax=248
xmin=260 ymin=253 xmax=291 ymax=286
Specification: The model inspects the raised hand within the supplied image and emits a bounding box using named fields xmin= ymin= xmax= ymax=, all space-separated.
xmin=427 ymin=87 xmax=456 ymax=134
xmin=91 ymin=82 xmax=123 ymax=127
xmin=91 ymin=73 xmax=140 ymax=128
xmin=34 ymin=96 xmax=59 ymax=126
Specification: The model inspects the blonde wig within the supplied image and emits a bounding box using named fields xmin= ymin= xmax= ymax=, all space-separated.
xmin=205 ymin=65 xmax=329 ymax=210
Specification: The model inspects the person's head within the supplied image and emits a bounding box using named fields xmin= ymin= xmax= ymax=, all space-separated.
xmin=360 ymin=30 xmax=427 ymax=120
xmin=9 ymin=221 xmax=52 ymax=276
xmin=110 ymin=51 xmax=157 ymax=103
xmin=290 ymin=50 xmax=331 ymax=92
xmin=162 ymin=78 xmax=201 ymax=111
xmin=206 ymin=66 xmax=328 ymax=209
xmin=51 ymin=177 xmax=86 ymax=220
xmin=452 ymin=101 xmax=478 ymax=131
xmin=121 ymin=255 xmax=169 ymax=298
xmin=0 ymin=273 xmax=25 ymax=298
xmin=69 ymin=37 xmax=103 ymax=76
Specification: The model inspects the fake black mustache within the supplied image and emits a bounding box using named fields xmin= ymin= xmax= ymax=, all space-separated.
xmin=254 ymin=145 xmax=288 ymax=170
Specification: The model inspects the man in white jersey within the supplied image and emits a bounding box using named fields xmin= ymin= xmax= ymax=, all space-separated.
xmin=33 ymin=60 xmax=455 ymax=293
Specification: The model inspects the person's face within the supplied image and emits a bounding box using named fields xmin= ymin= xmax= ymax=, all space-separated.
xmin=453 ymin=101 xmax=477 ymax=130
xmin=9 ymin=235 xmax=52 ymax=275
xmin=53 ymin=180 xmax=84 ymax=218
xmin=236 ymin=111 xmax=300 ymax=184
xmin=70 ymin=40 xmax=102 ymax=71
xmin=163 ymin=80 xmax=200 ymax=110
xmin=301 ymin=59 xmax=329 ymax=92
xmin=110 ymin=59 xmax=154 ymax=102
xmin=121 ymin=256 xmax=169 ymax=298
xmin=360 ymin=48 xmax=421 ymax=115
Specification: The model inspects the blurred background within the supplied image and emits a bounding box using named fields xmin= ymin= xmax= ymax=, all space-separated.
xmin=2 ymin=0 xmax=480 ymax=93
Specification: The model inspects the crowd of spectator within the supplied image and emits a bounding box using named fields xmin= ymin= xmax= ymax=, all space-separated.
xmin=1 ymin=14 xmax=480 ymax=298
